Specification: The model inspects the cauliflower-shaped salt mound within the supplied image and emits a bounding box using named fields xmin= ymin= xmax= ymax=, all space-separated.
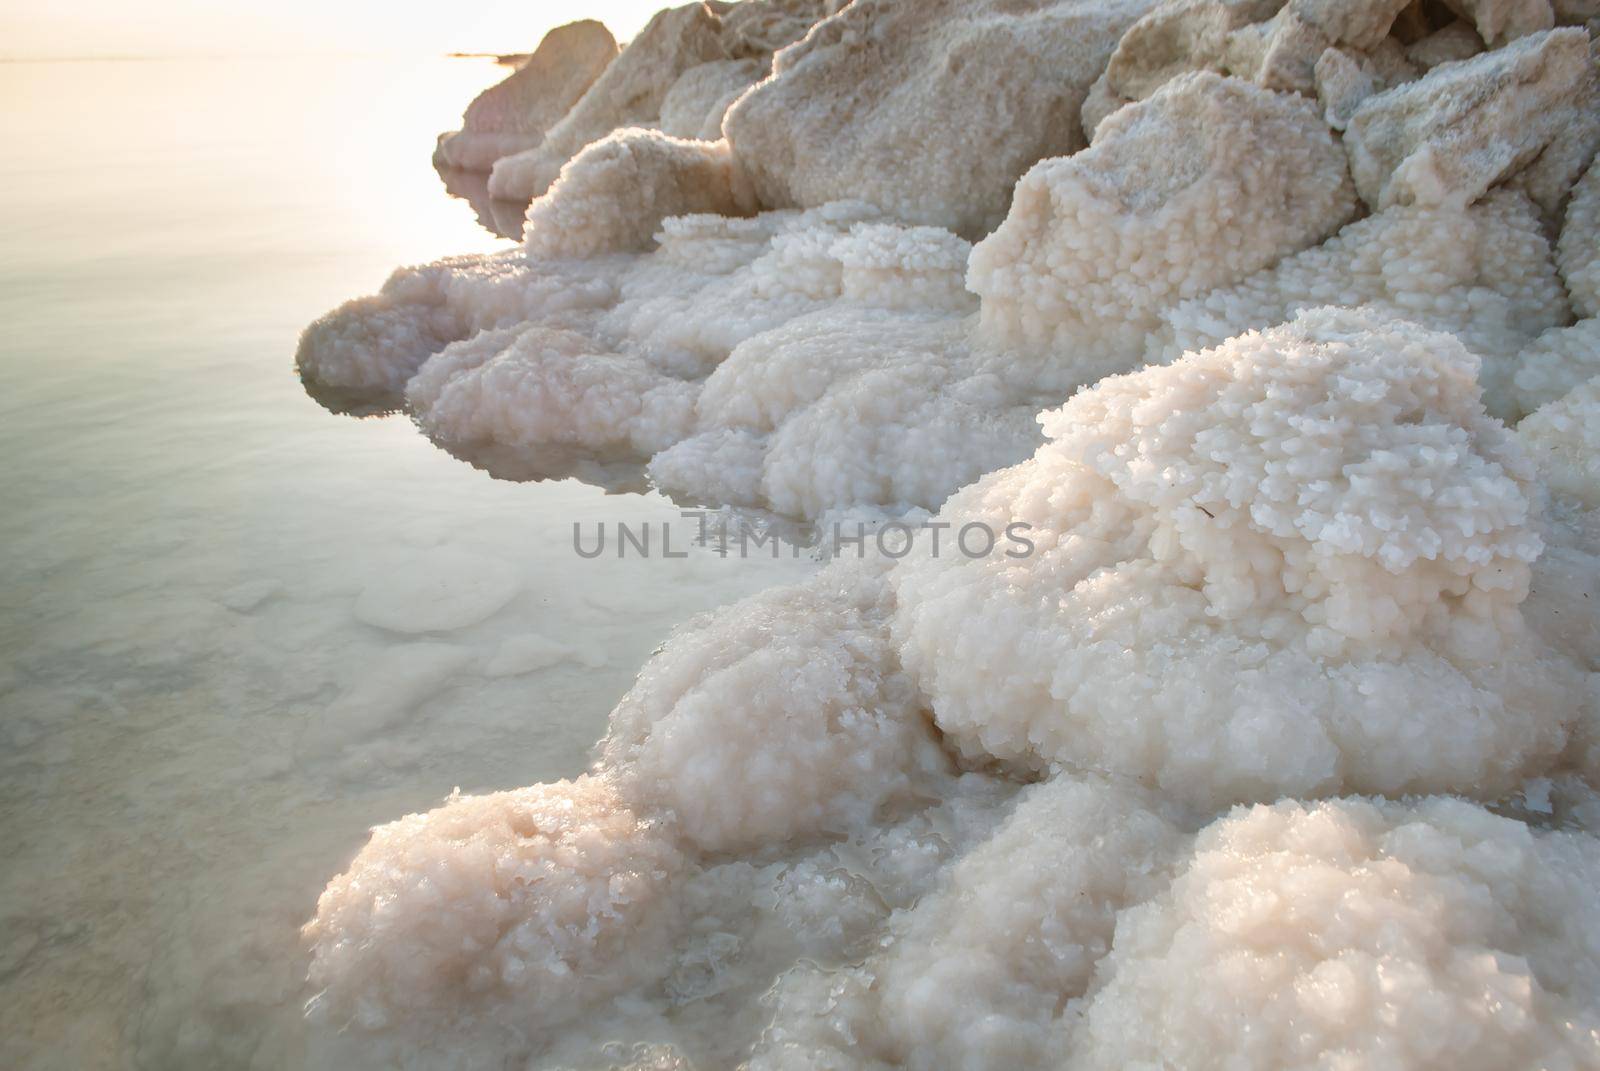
xmin=524 ymin=130 xmax=757 ymax=258
xmin=486 ymin=3 xmax=730 ymax=201
xmin=1148 ymin=189 xmax=1571 ymax=420
xmin=1560 ymin=152 xmax=1600 ymax=315
xmin=295 ymin=253 xmax=618 ymax=399
xmin=601 ymin=559 xmax=950 ymax=853
xmin=1511 ymin=317 xmax=1600 ymax=416
xmin=969 ymin=71 xmax=1355 ymax=382
xmin=1072 ymin=796 xmax=1600 ymax=1071
xmin=1521 ymin=374 xmax=1600 ymax=510
xmin=1343 ymin=26 xmax=1592 ymax=209
xmin=303 ymin=775 xmax=685 ymax=1033
xmin=724 ymin=0 xmax=1160 ymax=236
xmin=649 ymin=303 xmax=1043 ymax=519
xmin=433 ymin=21 xmax=619 ymax=172
xmin=405 ymin=324 xmax=702 ymax=457
xmin=893 ymin=307 xmax=1586 ymax=810
xmin=846 ymin=776 xmax=1185 ymax=1070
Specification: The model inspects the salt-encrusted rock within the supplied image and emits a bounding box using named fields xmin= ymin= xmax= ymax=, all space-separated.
xmin=486 ymin=4 xmax=730 ymax=201
xmin=1554 ymin=0 xmax=1600 ymax=21
xmin=712 ymin=0 xmax=842 ymax=56
xmin=433 ymin=21 xmax=618 ymax=172
xmin=524 ymin=131 xmax=758 ymax=258
xmin=1344 ymin=27 xmax=1592 ymax=210
xmin=1072 ymin=797 xmax=1600 ymax=1071
xmin=303 ymin=776 xmax=687 ymax=1034
xmin=1149 ymin=190 xmax=1571 ymax=420
xmin=1405 ymin=18 xmax=1486 ymax=68
xmin=658 ymin=58 xmax=765 ymax=139
xmin=1511 ymin=318 xmax=1600 ymax=416
xmin=1314 ymin=42 xmax=1419 ymax=129
xmin=892 ymin=307 xmax=1586 ymax=808
xmin=1444 ymin=0 xmax=1557 ymax=45
xmin=1521 ymin=373 xmax=1600 ymax=508
xmin=601 ymin=560 xmax=947 ymax=853
xmin=1093 ymin=0 xmax=1415 ymax=117
xmin=1560 ymin=153 xmax=1600 ymax=313
xmin=969 ymin=72 xmax=1356 ymax=382
xmin=1292 ymin=0 xmax=1413 ymax=49
xmin=724 ymin=0 xmax=1158 ymax=236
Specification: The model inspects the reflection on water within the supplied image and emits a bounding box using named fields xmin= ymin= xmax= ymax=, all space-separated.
xmin=436 ymin=163 xmax=532 ymax=241
xmin=0 ymin=55 xmax=814 ymax=1069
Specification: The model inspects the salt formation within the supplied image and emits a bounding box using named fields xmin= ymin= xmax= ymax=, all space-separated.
xmin=968 ymin=70 xmax=1356 ymax=373
xmin=433 ymin=21 xmax=618 ymax=172
xmin=305 ymin=309 xmax=1599 ymax=1069
xmin=1147 ymin=189 xmax=1571 ymax=418
xmin=893 ymin=308 xmax=1585 ymax=807
xmin=1342 ymin=27 xmax=1591 ymax=209
xmin=297 ymin=5 xmax=1600 ymax=1058
xmin=301 ymin=1 xmax=1597 ymax=523
xmin=723 ymin=0 xmax=1159 ymax=235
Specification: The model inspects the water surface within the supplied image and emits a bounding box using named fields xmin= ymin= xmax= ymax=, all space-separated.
xmin=0 ymin=55 xmax=812 ymax=1068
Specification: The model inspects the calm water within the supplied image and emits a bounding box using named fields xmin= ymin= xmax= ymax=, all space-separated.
xmin=0 ymin=56 xmax=812 ymax=1068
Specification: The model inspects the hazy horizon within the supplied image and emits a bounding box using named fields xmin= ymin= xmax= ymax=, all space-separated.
xmin=0 ymin=0 xmax=667 ymax=61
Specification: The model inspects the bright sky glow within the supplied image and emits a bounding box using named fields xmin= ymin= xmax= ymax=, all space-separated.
xmin=0 ymin=0 xmax=668 ymax=60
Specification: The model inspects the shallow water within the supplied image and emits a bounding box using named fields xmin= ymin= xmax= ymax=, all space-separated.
xmin=0 ymin=56 xmax=813 ymax=1069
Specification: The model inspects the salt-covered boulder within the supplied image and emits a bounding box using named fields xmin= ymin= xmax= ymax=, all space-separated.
xmin=1406 ymin=19 xmax=1487 ymax=68
xmin=1443 ymin=0 xmax=1557 ymax=45
xmin=523 ymin=130 xmax=757 ymax=258
xmin=486 ymin=4 xmax=730 ymax=201
xmin=892 ymin=307 xmax=1586 ymax=809
xmin=1343 ymin=26 xmax=1592 ymax=209
xmin=433 ymin=21 xmax=618 ymax=172
xmin=969 ymin=72 xmax=1356 ymax=382
xmin=1511 ymin=318 xmax=1600 ymax=416
xmin=1072 ymin=797 xmax=1600 ymax=1071
xmin=1521 ymin=374 xmax=1600 ymax=509
xmin=723 ymin=0 xmax=1159 ymax=236
xmin=1313 ymin=41 xmax=1419 ymax=130
xmin=658 ymin=58 xmax=765 ymax=139
xmin=1560 ymin=153 xmax=1600 ymax=313
xmin=1086 ymin=0 xmax=1420 ymax=132
xmin=303 ymin=775 xmax=686 ymax=1034
xmin=600 ymin=560 xmax=949 ymax=853
xmin=713 ymin=0 xmax=844 ymax=55
xmin=1148 ymin=190 xmax=1571 ymax=418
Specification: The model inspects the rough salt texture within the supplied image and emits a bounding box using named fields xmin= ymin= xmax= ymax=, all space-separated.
xmin=486 ymin=3 xmax=731 ymax=201
xmin=1343 ymin=27 xmax=1592 ymax=209
xmin=1086 ymin=0 xmax=1420 ymax=129
xmin=1511 ymin=317 xmax=1600 ymax=416
xmin=1560 ymin=153 xmax=1600 ymax=314
xmin=892 ymin=308 xmax=1585 ymax=809
xmin=601 ymin=560 xmax=948 ymax=853
xmin=433 ymin=21 xmax=618 ymax=172
xmin=724 ymin=0 xmax=1159 ymax=236
xmin=1073 ymin=796 xmax=1600 ymax=1071
xmin=969 ymin=72 xmax=1356 ymax=381
xmin=524 ymin=131 xmax=757 ymax=258
xmin=1521 ymin=374 xmax=1600 ymax=510
xmin=1149 ymin=190 xmax=1572 ymax=420
xmin=1444 ymin=0 xmax=1558 ymax=46
xmin=303 ymin=775 xmax=686 ymax=1034
xmin=658 ymin=57 xmax=765 ymax=139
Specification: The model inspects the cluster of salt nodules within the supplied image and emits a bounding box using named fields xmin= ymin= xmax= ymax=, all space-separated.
xmin=303 ymin=308 xmax=1600 ymax=1070
xmin=297 ymin=1 xmax=1600 ymax=1064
